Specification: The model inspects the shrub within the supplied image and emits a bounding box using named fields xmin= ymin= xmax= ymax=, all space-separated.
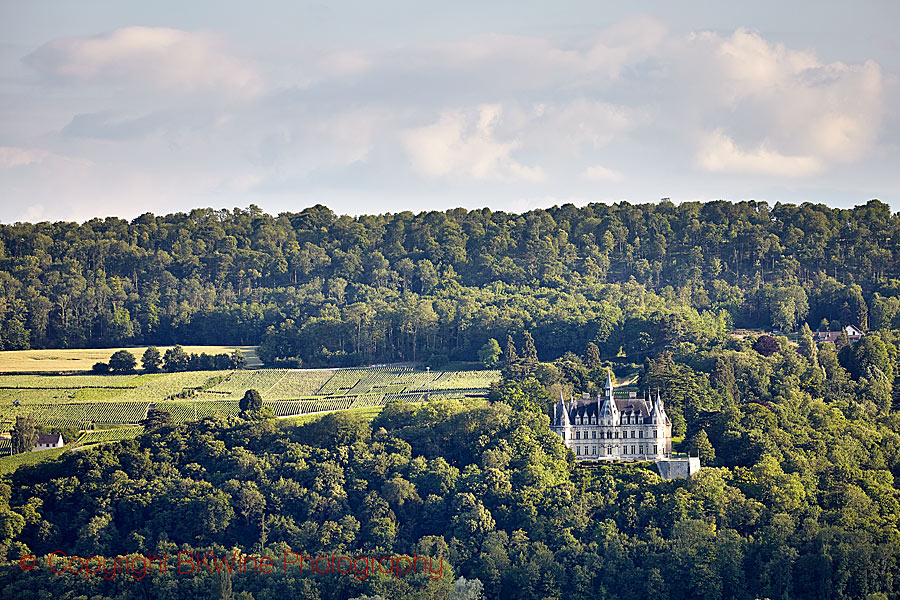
xmin=92 ymin=362 xmax=111 ymax=374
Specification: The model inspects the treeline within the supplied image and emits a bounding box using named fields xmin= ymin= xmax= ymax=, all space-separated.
xmin=0 ymin=200 xmax=895 ymax=366
xmin=92 ymin=345 xmax=246 ymax=374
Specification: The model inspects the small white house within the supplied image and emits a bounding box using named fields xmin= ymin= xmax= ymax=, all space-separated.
xmin=844 ymin=325 xmax=863 ymax=337
xmin=33 ymin=433 xmax=64 ymax=451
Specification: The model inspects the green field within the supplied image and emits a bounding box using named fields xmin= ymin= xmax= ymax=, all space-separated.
xmin=0 ymin=367 xmax=500 ymax=431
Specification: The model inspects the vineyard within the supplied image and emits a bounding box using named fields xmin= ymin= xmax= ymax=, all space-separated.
xmin=0 ymin=366 xmax=500 ymax=430
xmin=76 ymin=426 xmax=145 ymax=446
xmin=4 ymin=401 xmax=150 ymax=427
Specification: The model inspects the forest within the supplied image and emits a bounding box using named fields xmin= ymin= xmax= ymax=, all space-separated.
xmin=0 ymin=200 xmax=893 ymax=366
xmin=3 ymin=199 xmax=900 ymax=598
xmin=3 ymin=320 xmax=900 ymax=599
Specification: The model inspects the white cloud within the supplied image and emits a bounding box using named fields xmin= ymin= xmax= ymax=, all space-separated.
xmin=686 ymin=28 xmax=884 ymax=173
xmin=1 ymin=17 xmax=895 ymax=221
xmin=697 ymin=130 xmax=822 ymax=177
xmin=584 ymin=165 xmax=625 ymax=182
xmin=24 ymin=27 xmax=263 ymax=98
xmin=403 ymin=104 xmax=545 ymax=182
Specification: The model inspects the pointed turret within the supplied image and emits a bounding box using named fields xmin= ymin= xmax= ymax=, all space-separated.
xmin=554 ymin=393 xmax=571 ymax=427
xmin=598 ymin=368 xmax=618 ymax=424
xmin=655 ymin=389 xmax=670 ymax=425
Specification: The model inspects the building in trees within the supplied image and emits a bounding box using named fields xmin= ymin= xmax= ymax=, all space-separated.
xmin=32 ymin=433 xmax=64 ymax=451
xmin=814 ymin=324 xmax=863 ymax=343
xmin=550 ymin=369 xmax=672 ymax=461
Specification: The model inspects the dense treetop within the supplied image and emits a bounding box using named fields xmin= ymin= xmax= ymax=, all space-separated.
xmin=3 ymin=199 xmax=900 ymax=598
xmin=0 ymin=200 xmax=895 ymax=365
xmin=3 ymin=327 xmax=900 ymax=599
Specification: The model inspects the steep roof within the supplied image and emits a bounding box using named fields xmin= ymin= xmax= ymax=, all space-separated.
xmin=614 ymin=398 xmax=651 ymax=418
xmin=36 ymin=433 xmax=63 ymax=445
xmin=570 ymin=396 xmax=600 ymax=420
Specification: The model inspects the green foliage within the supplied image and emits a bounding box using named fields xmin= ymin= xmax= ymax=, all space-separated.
xmin=686 ymin=429 xmax=716 ymax=464
xmin=0 ymin=200 xmax=899 ymax=368
xmin=844 ymin=333 xmax=894 ymax=381
xmin=2 ymin=339 xmax=900 ymax=600
xmin=11 ymin=415 xmax=37 ymax=454
xmin=504 ymin=335 xmax=518 ymax=365
xmin=108 ymin=349 xmax=137 ymax=373
xmin=140 ymin=408 xmax=173 ymax=430
xmin=163 ymin=345 xmax=190 ymax=372
xmin=489 ymin=376 xmax=551 ymax=414
xmin=91 ymin=361 xmax=110 ymax=374
xmin=240 ymin=388 xmax=264 ymax=413
xmin=142 ymin=345 xmax=162 ymax=372
xmin=584 ymin=341 xmax=601 ymax=369
xmin=5 ymin=201 xmax=900 ymax=597
xmin=478 ymin=338 xmax=502 ymax=368
xmin=798 ymin=323 xmax=817 ymax=366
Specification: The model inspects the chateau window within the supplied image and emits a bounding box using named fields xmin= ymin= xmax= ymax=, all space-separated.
xmin=576 ymin=446 xmax=581 ymax=456
xmin=592 ymin=431 xmax=596 ymax=439
xmin=630 ymin=430 xmax=635 ymax=439
xmin=653 ymin=445 xmax=657 ymax=454
xmin=640 ymin=446 xmax=644 ymax=454
xmin=631 ymin=445 xmax=636 ymax=455
xmin=561 ymin=432 xmax=566 ymax=440
xmin=639 ymin=430 xmax=643 ymax=438
xmin=593 ymin=446 xmax=598 ymax=455
xmin=607 ymin=447 xmax=612 ymax=456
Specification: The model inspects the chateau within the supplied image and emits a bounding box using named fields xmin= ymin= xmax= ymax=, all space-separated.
xmin=551 ymin=370 xmax=672 ymax=461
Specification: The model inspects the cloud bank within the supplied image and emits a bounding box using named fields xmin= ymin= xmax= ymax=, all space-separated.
xmin=0 ymin=18 xmax=894 ymax=221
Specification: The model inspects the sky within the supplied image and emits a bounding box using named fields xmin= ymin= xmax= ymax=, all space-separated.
xmin=1 ymin=0 xmax=898 ymax=223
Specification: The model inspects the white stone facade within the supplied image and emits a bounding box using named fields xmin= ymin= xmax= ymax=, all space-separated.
xmin=550 ymin=370 xmax=672 ymax=461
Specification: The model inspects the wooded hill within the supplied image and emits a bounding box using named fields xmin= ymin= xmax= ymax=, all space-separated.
xmin=0 ymin=200 xmax=894 ymax=366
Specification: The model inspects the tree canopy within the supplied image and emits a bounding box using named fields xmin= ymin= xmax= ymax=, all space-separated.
xmin=0 ymin=200 xmax=895 ymax=366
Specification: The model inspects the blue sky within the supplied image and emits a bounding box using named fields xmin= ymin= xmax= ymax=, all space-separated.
xmin=1 ymin=0 xmax=898 ymax=222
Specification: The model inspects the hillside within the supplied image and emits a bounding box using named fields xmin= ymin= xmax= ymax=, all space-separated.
xmin=0 ymin=200 xmax=894 ymax=367
xmin=0 ymin=366 xmax=499 ymax=434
